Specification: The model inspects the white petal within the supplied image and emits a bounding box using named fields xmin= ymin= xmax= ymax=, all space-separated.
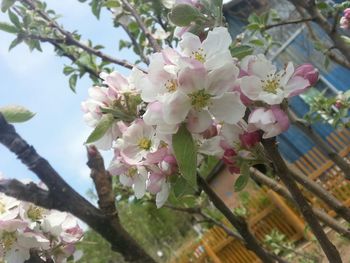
xmin=162 ymin=91 xmax=191 ymax=124
xmin=202 ymin=27 xmax=232 ymax=60
xmin=210 ymin=92 xmax=246 ymax=124
xmin=240 ymin=76 xmax=263 ymax=101
xmin=133 ymin=175 xmax=146 ymax=199
xmin=156 ymin=182 xmax=170 ymax=208
xmin=207 ymin=61 xmax=239 ymax=96
xmin=187 ymin=110 xmax=212 ymax=133
xmin=180 ymin=32 xmax=202 ymax=57
xmin=221 ymin=124 xmax=243 ymax=148
xmin=198 ymin=136 xmax=224 ymax=157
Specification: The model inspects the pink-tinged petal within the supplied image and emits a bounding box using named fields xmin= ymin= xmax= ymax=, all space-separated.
xmin=156 ymin=182 xmax=170 ymax=208
xmin=202 ymin=27 xmax=232 ymax=59
xmin=174 ymin=26 xmax=190 ymax=38
xmin=258 ymin=90 xmax=285 ymax=105
xmin=162 ymin=47 xmax=180 ymax=65
xmin=210 ymin=92 xmax=246 ymax=124
xmin=143 ymin=101 xmax=164 ymax=126
xmin=279 ymin=62 xmax=294 ymax=87
xmin=187 ymin=109 xmax=212 ymax=133
xmin=120 ymin=174 xmax=133 ymax=187
xmin=180 ymin=32 xmax=202 ymax=56
xmin=145 ymin=148 xmax=168 ymax=164
xmin=121 ymin=146 xmax=145 ymax=165
xmin=207 ymin=61 xmax=239 ymax=96
xmin=198 ymin=136 xmax=224 ymax=157
xmin=249 ymin=54 xmax=276 ymax=78
xmin=271 ymin=106 xmax=290 ymax=132
xmin=293 ymin=63 xmax=319 ymax=86
xmin=147 ymin=172 xmax=164 ymax=194
xmin=232 ymin=82 xmax=253 ymax=106
xmin=284 ymin=76 xmax=310 ymax=98
xmin=101 ymin=71 xmax=129 ymax=92
xmin=133 ymin=175 xmax=147 ymax=199
xmin=178 ymin=65 xmax=207 ymax=94
xmin=240 ymin=76 xmax=263 ymax=101
xmin=205 ymin=51 xmax=234 ymax=71
xmin=162 ymin=91 xmax=191 ymax=125
xmin=221 ymin=123 xmax=243 ymax=148
xmin=239 ymin=131 xmax=261 ymax=148
xmin=0 ymin=219 xmax=27 ymax=231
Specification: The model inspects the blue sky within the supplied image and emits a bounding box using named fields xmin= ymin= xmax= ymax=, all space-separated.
xmin=0 ymin=0 xmax=137 ymax=197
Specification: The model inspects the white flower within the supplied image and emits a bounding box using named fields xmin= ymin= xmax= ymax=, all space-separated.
xmin=240 ymin=54 xmax=310 ymax=105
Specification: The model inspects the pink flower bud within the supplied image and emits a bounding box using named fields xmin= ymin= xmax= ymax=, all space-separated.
xmin=344 ymin=8 xmax=350 ymax=19
xmin=294 ymin=63 xmax=319 ymax=86
xmin=239 ymin=131 xmax=261 ymax=148
xmin=340 ymin=16 xmax=350 ymax=29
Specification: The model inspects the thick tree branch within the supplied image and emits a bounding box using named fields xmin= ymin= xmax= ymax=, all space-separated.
xmin=86 ymin=146 xmax=117 ymax=217
xmin=20 ymin=0 xmax=144 ymax=72
xmin=0 ymin=114 xmax=155 ymax=263
xmin=262 ymin=137 xmax=342 ymax=263
xmin=197 ymin=174 xmax=287 ymax=263
xmin=250 ymin=168 xmax=350 ymax=239
xmin=288 ymin=109 xmax=350 ymax=180
xmin=120 ymin=0 xmax=161 ymax=52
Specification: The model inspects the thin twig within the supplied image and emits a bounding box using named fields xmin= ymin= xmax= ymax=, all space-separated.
xmin=264 ymin=17 xmax=315 ymax=30
xmin=20 ymin=0 xmax=144 ymax=72
xmin=120 ymin=0 xmax=161 ymax=52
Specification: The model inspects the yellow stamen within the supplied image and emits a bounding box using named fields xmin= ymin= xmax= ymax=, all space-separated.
xmin=138 ymin=138 xmax=151 ymax=150
xmin=188 ymin=89 xmax=212 ymax=110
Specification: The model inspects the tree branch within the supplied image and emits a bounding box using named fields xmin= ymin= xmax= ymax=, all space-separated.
xmin=288 ymin=109 xmax=350 ymax=180
xmin=197 ymin=174 xmax=287 ymax=263
xmin=262 ymin=137 xmax=342 ymax=263
xmin=120 ymin=0 xmax=161 ymax=52
xmin=20 ymin=0 xmax=145 ymax=72
xmin=264 ymin=17 xmax=315 ymax=30
xmin=0 ymin=114 xmax=155 ymax=263
xmin=287 ymin=164 xmax=350 ymax=223
xmin=250 ymin=168 xmax=350 ymax=239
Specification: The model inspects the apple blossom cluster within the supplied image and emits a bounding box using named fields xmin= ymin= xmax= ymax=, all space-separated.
xmin=0 ymin=192 xmax=83 ymax=262
xmin=340 ymin=8 xmax=350 ymax=29
xmin=82 ymin=26 xmax=318 ymax=207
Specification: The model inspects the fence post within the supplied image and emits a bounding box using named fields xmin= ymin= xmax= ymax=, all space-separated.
xmin=267 ymin=189 xmax=313 ymax=240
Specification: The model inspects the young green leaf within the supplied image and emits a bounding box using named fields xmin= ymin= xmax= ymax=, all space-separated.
xmin=69 ymin=74 xmax=78 ymax=92
xmin=234 ymin=164 xmax=250 ymax=192
xmin=0 ymin=105 xmax=35 ymax=123
xmin=1 ymin=0 xmax=16 ymax=12
xmin=86 ymin=113 xmax=114 ymax=144
xmin=172 ymin=124 xmax=197 ymax=189
xmin=168 ymin=3 xmax=201 ymax=27
xmin=172 ymin=176 xmax=196 ymax=197
xmin=0 ymin=22 xmax=18 ymax=33
xmin=230 ymin=45 xmax=254 ymax=60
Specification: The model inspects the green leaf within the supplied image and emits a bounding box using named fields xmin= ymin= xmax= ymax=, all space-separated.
xmin=171 ymin=176 xmax=196 ymax=198
xmin=8 ymin=36 xmax=23 ymax=51
xmin=234 ymin=164 xmax=250 ymax=192
xmin=104 ymin=0 xmax=119 ymax=8
xmin=249 ymin=39 xmax=265 ymax=46
xmin=69 ymin=74 xmax=78 ymax=92
xmin=246 ymin=23 xmax=261 ymax=31
xmin=317 ymin=2 xmax=329 ymax=10
xmin=1 ymin=0 xmax=16 ymax=12
xmin=168 ymin=3 xmax=201 ymax=27
xmin=230 ymin=45 xmax=254 ymax=59
xmin=86 ymin=113 xmax=114 ymax=144
xmin=0 ymin=105 xmax=35 ymax=123
xmin=172 ymin=124 xmax=197 ymax=189
xmin=8 ymin=9 xmax=20 ymax=28
xmin=0 ymin=21 xmax=18 ymax=33
xmin=63 ymin=66 xmax=75 ymax=75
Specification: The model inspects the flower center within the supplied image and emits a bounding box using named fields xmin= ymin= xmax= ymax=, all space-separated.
xmin=138 ymin=138 xmax=151 ymax=150
xmin=1 ymin=231 xmax=16 ymax=251
xmin=164 ymin=79 xmax=177 ymax=93
xmin=27 ymin=205 xmax=43 ymax=221
xmin=0 ymin=202 xmax=5 ymax=214
xmin=261 ymin=74 xmax=281 ymax=94
xmin=191 ymin=48 xmax=206 ymax=63
xmin=189 ymin=89 xmax=212 ymax=110
xmin=127 ymin=167 xmax=137 ymax=178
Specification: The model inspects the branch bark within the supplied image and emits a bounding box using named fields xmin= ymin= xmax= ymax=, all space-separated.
xmin=287 ymin=164 xmax=350 ymax=223
xmin=262 ymin=137 xmax=342 ymax=263
xmin=197 ymin=174 xmax=287 ymax=263
xmin=250 ymin=168 xmax=350 ymax=239
xmin=288 ymin=109 xmax=350 ymax=180
xmin=0 ymin=114 xmax=155 ymax=263
xmin=264 ymin=17 xmax=315 ymax=30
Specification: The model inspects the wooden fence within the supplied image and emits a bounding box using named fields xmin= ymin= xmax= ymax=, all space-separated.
xmin=171 ymin=129 xmax=350 ymax=263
